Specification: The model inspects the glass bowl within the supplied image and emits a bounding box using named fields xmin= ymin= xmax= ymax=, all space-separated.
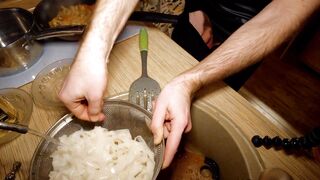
xmin=0 ymin=88 xmax=33 ymax=145
xmin=31 ymin=58 xmax=73 ymax=109
xmin=29 ymin=99 xmax=164 ymax=180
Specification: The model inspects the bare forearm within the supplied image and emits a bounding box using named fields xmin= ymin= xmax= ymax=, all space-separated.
xmin=183 ymin=0 xmax=320 ymax=93
xmin=78 ymin=0 xmax=139 ymax=62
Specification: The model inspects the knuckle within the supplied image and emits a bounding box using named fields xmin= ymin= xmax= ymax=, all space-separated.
xmin=88 ymin=94 xmax=101 ymax=102
xmin=150 ymin=123 xmax=158 ymax=132
xmin=177 ymin=120 xmax=188 ymax=130
xmin=58 ymin=91 xmax=67 ymax=102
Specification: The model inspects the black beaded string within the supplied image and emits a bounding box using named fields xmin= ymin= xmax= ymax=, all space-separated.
xmin=5 ymin=161 xmax=21 ymax=180
xmin=251 ymin=127 xmax=320 ymax=151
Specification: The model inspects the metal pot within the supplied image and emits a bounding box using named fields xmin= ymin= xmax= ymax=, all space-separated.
xmin=0 ymin=8 xmax=84 ymax=77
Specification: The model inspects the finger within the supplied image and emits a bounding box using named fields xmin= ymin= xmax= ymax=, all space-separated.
xmin=201 ymin=27 xmax=213 ymax=48
xmin=66 ymin=100 xmax=104 ymax=122
xmin=87 ymin=96 xmax=104 ymax=121
xmin=165 ymin=121 xmax=172 ymax=132
xmin=89 ymin=112 xmax=105 ymax=122
xmin=151 ymin=100 xmax=167 ymax=145
xmin=184 ymin=119 xmax=192 ymax=133
xmin=151 ymin=97 xmax=158 ymax=113
xmin=162 ymin=109 xmax=189 ymax=168
xmin=163 ymin=126 xmax=170 ymax=139
xmin=59 ymin=91 xmax=89 ymax=120
xmin=162 ymin=125 xmax=184 ymax=169
xmin=206 ymin=37 xmax=214 ymax=49
xmin=98 ymin=113 xmax=106 ymax=121
xmin=65 ymin=101 xmax=91 ymax=120
xmin=151 ymin=101 xmax=156 ymax=114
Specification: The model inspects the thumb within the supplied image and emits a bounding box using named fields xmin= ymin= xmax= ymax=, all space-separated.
xmin=87 ymin=97 xmax=104 ymax=121
xmin=151 ymin=101 xmax=167 ymax=145
xmin=154 ymin=126 xmax=164 ymax=145
xmin=184 ymin=116 xmax=192 ymax=133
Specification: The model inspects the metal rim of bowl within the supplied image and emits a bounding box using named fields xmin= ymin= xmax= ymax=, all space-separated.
xmin=29 ymin=99 xmax=164 ymax=180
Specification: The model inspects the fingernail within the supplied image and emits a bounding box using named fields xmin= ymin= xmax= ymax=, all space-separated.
xmin=90 ymin=115 xmax=100 ymax=122
xmin=99 ymin=114 xmax=106 ymax=121
xmin=154 ymin=135 xmax=159 ymax=144
xmin=161 ymin=160 xmax=169 ymax=169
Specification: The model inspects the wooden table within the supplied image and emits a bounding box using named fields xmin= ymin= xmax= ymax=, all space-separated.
xmin=0 ymin=0 xmax=39 ymax=11
xmin=0 ymin=0 xmax=320 ymax=177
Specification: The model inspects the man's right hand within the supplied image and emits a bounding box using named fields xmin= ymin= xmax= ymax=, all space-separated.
xmin=59 ymin=57 xmax=107 ymax=122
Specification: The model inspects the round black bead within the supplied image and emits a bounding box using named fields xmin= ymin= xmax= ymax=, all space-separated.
xmin=272 ymin=136 xmax=282 ymax=147
xmin=251 ymin=135 xmax=263 ymax=147
xmin=263 ymin=136 xmax=272 ymax=148
xmin=312 ymin=128 xmax=320 ymax=137
xmin=299 ymin=136 xmax=312 ymax=149
xmin=306 ymin=133 xmax=317 ymax=147
xmin=298 ymin=137 xmax=305 ymax=147
xmin=289 ymin=137 xmax=299 ymax=149
xmin=310 ymin=128 xmax=320 ymax=145
xmin=282 ymin=138 xmax=291 ymax=149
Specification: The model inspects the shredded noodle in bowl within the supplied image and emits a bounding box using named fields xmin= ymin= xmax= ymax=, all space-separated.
xmin=49 ymin=4 xmax=95 ymax=27
xmin=49 ymin=126 xmax=155 ymax=180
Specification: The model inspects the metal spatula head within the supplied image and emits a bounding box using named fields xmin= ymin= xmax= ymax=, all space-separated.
xmin=129 ymin=28 xmax=161 ymax=111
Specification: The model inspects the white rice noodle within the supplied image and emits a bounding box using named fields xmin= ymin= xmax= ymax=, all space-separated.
xmin=49 ymin=126 xmax=155 ymax=180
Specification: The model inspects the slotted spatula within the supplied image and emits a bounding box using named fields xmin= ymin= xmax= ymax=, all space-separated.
xmin=129 ymin=28 xmax=161 ymax=111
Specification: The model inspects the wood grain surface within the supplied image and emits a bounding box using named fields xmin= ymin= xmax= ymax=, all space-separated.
xmin=0 ymin=0 xmax=38 ymax=10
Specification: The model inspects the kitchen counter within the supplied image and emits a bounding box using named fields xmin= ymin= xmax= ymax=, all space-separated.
xmin=0 ymin=26 xmax=319 ymax=179
xmin=0 ymin=0 xmax=39 ymax=10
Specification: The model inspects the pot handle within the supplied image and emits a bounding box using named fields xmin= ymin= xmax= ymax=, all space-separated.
xmin=32 ymin=12 xmax=179 ymax=40
xmin=0 ymin=121 xmax=29 ymax=134
xmin=33 ymin=25 xmax=85 ymax=40
xmin=129 ymin=11 xmax=179 ymax=24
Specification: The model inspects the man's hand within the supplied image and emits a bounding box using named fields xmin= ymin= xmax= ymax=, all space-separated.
xmin=58 ymin=0 xmax=139 ymax=122
xmin=59 ymin=58 xmax=107 ymax=122
xmin=151 ymin=76 xmax=196 ymax=168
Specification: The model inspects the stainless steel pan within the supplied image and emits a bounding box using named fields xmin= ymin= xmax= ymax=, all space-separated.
xmin=0 ymin=8 xmax=83 ymax=76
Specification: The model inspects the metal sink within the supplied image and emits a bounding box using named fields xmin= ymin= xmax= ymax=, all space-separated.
xmin=109 ymin=92 xmax=264 ymax=179
xmin=184 ymin=103 xmax=264 ymax=179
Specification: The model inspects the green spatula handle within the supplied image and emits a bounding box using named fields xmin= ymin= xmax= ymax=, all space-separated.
xmin=139 ymin=28 xmax=148 ymax=77
xmin=139 ymin=28 xmax=148 ymax=52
